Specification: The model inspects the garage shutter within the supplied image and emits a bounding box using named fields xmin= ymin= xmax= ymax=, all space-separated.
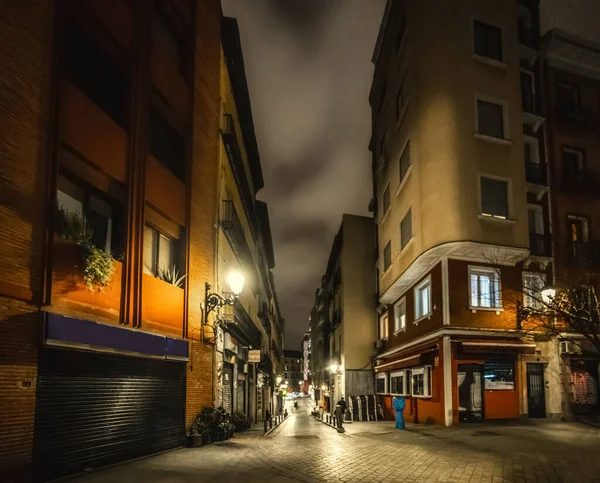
xmin=223 ymin=364 xmax=233 ymax=413
xmin=33 ymin=348 xmax=185 ymax=481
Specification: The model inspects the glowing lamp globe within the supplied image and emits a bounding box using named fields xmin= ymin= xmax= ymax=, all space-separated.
xmin=227 ymin=270 xmax=245 ymax=296
xmin=541 ymin=287 xmax=556 ymax=304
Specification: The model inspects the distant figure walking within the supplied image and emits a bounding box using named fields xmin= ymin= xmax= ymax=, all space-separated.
xmin=335 ymin=396 xmax=347 ymax=430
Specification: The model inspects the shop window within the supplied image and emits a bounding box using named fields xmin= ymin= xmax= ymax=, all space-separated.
xmin=483 ymin=359 xmax=514 ymax=390
xmin=65 ymin=24 xmax=129 ymax=129
xmin=148 ymin=105 xmax=186 ymax=180
xmin=390 ymin=370 xmax=408 ymax=395
xmin=411 ymin=366 xmax=431 ymax=397
xmin=56 ymin=174 xmax=119 ymax=254
xmin=469 ymin=266 xmax=502 ymax=309
xmin=376 ymin=373 xmax=388 ymax=394
xmin=143 ymin=224 xmax=177 ymax=277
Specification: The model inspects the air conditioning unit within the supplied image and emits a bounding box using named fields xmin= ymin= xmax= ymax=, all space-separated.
xmin=559 ymin=341 xmax=582 ymax=355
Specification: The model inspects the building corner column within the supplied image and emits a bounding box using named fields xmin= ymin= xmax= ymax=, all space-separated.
xmin=443 ymin=336 xmax=453 ymax=426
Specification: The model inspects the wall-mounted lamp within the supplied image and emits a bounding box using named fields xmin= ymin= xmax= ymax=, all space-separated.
xmin=541 ymin=286 xmax=556 ymax=304
xmin=204 ymin=270 xmax=245 ymax=316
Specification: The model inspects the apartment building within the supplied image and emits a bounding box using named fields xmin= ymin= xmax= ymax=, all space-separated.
xmin=542 ymin=28 xmax=600 ymax=418
xmin=302 ymin=330 xmax=311 ymax=387
xmin=310 ymin=215 xmax=377 ymax=408
xmin=369 ymin=0 xmax=562 ymax=426
xmin=283 ymin=350 xmax=304 ymax=394
xmin=0 ymin=2 xmax=283 ymax=479
xmin=216 ymin=17 xmax=283 ymax=424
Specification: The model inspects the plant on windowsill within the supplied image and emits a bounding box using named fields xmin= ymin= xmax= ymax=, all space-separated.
xmin=56 ymin=206 xmax=116 ymax=291
xmin=158 ymin=265 xmax=187 ymax=288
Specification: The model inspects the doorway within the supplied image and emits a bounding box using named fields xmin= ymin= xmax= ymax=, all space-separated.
xmin=458 ymin=364 xmax=484 ymax=423
xmin=527 ymin=363 xmax=546 ymax=418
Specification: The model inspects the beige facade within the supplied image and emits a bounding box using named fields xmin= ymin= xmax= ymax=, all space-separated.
xmin=370 ymin=0 xmax=565 ymax=426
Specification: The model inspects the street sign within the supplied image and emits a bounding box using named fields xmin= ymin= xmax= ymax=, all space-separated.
xmin=248 ymin=350 xmax=261 ymax=363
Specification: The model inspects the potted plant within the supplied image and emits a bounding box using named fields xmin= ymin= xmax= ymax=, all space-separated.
xmin=232 ymin=411 xmax=250 ymax=432
xmin=186 ymin=420 xmax=210 ymax=447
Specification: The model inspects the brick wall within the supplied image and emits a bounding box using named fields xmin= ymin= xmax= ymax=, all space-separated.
xmin=0 ymin=0 xmax=55 ymax=477
xmin=185 ymin=0 xmax=222 ymax=412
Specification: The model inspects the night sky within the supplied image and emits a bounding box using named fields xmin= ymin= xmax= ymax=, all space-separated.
xmin=221 ymin=0 xmax=386 ymax=349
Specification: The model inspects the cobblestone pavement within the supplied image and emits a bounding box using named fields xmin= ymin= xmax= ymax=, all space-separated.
xmin=74 ymin=398 xmax=600 ymax=483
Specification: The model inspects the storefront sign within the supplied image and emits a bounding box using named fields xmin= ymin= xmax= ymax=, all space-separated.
xmin=224 ymin=333 xmax=238 ymax=354
xmin=484 ymin=380 xmax=514 ymax=390
xmin=248 ymin=350 xmax=261 ymax=363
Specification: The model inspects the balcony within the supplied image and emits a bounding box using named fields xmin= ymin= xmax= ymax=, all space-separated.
xmin=554 ymin=103 xmax=595 ymax=132
xmin=529 ymin=233 xmax=552 ymax=258
xmin=332 ymin=309 xmax=342 ymax=329
xmin=221 ymin=114 xmax=257 ymax=234
xmin=518 ymin=24 xmax=540 ymax=65
xmin=565 ymin=241 xmax=600 ymax=269
xmin=525 ymin=162 xmax=548 ymax=186
xmin=222 ymin=300 xmax=262 ymax=349
xmin=562 ymin=169 xmax=600 ymax=196
xmin=522 ymin=94 xmax=545 ymax=132
xmin=258 ymin=302 xmax=271 ymax=335
xmin=221 ymin=200 xmax=258 ymax=287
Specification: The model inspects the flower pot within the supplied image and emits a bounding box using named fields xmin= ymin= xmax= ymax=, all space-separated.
xmin=186 ymin=435 xmax=203 ymax=448
xmin=202 ymin=433 xmax=211 ymax=445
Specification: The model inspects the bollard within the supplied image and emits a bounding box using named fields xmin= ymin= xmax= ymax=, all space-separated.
xmin=269 ymin=417 xmax=273 ymax=429
xmin=264 ymin=419 xmax=268 ymax=433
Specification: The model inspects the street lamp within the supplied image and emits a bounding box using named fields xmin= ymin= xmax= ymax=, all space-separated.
xmin=541 ymin=286 xmax=556 ymax=304
xmin=276 ymin=376 xmax=282 ymax=385
xmin=204 ymin=270 xmax=245 ymax=315
xmin=329 ymin=363 xmax=338 ymax=374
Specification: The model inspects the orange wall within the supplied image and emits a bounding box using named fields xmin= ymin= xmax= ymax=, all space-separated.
xmin=51 ymin=237 xmax=122 ymax=323
xmin=146 ymin=154 xmax=187 ymax=226
xmin=485 ymin=389 xmax=519 ymax=420
xmin=61 ymin=82 xmax=128 ymax=183
xmin=141 ymin=273 xmax=184 ymax=338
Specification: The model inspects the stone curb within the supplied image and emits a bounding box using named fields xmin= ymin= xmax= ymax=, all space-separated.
xmin=310 ymin=414 xmax=346 ymax=434
xmin=262 ymin=415 xmax=291 ymax=437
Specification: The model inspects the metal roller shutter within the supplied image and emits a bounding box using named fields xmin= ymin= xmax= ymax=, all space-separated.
xmin=33 ymin=348 xmax=185 ymax=481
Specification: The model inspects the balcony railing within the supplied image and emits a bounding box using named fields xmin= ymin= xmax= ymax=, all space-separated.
xmin=258 ymin=302 xmax=271 ymax=335
xmin=529 ymin=233 xmax=552 ymax=257
xmin=221 ymin=114 xmax=257 ymax=234
xmin=525 ymin=162 xmax=548 ymax=185
xmin=562 ymin=169 xmax=600 ymax=195
xmin=518 ymin=24 xmax=540 ymax=50
xmin=521 ymin=94 xmax=541 ymax=116
xmin=221 ymin=200 xmax=259 ymax=287
xmin=554 ymin=103 xmax=594 ymax=131
xmin=332 ymin=309 xmax=341 ymax=329
xmin=565 ymin=241 xmax=600 ymax=269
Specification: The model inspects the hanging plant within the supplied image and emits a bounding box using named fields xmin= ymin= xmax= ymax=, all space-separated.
xmin=56 ymin=205 xmax=116 ymax=291
xmin=83 ymin=246 xmax=116 ymax=291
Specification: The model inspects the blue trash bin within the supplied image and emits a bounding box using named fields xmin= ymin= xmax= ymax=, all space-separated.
xmin=392 ymin=396 xmax=406 ymax=430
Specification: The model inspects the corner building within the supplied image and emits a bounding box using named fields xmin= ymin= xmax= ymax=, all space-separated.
xmin=370 ymin=0 xmax=559 ymax=426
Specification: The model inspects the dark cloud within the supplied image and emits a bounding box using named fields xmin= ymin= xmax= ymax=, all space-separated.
xmin=222 ymin=0 xmax=386 ymax=348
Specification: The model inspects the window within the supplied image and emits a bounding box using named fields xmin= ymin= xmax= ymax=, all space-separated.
xmin=483 ymin=360 xmax=514 ymax=390
xmin=411 ymin=366 xmax=431 ymax=397
xmin=56 ymin=174 xmax=118 ymax=254
xmin=390 ymin=370 xmax=408 ymax=395
xmin=382 ymin=185 xmax=391 ymax=216
xmin=65 ymin=24 xmax=129 ymax=129
xmin=528 ymin=205 xmax=545 ymax=255
xmin=520 ymin=70 xmax=536 ymax=113
xmin=379 ymin=313 xmax=389 ymax=340
xmin=567 ymin=215 xmax=589 ymax=258
xmin=562 ymin=147 xmax=584 ymax=179
xmin=396 ymin=72 xmax=409 ymax=121
xmin=474 ymin=20 xmax=503 ymax=61
xmin=480 ymin=176 xmax=509 ymax=219
xmin=414 ymin=276 xmax=431 ymax=320
xmin=152 ymin=9 xmax=186 ymax=76
xmin=394 ymin=297 xmax=406 ymax=333
xmin=477 ymin=99 xmax=505 ymax=139
xmin=143 ymin=225 xmax=176 ymax=277
xmin=557 ymin=82 xmax=579 ymax=112
xmin=523 ymin=271 xmax=546 ymax=309
xmin=383 ymin=241 xmax=392 ymax=272
xmin=399 ymin=140 xmax=411 ymax=184
xmin=469 ymin=266 xmax=502 ymax=309
xmin=524 ymin=137 xmax=540 ymax=166
xmin=400 ymin=209 xmax=412 ymax=250
xmin=148 ymin=105 xmax=186 ymax=179
xmin=376 ymin=373 xmax=387 ymax=394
